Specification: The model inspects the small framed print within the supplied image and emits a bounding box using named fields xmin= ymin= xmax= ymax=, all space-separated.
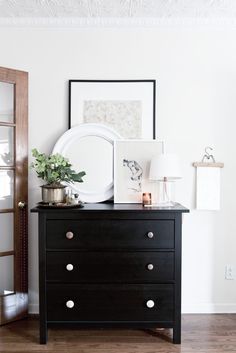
xmin=114 ymin=139 xmax=162 ymax=203
xmin=69 ymin=80 xmax=156 ymax=139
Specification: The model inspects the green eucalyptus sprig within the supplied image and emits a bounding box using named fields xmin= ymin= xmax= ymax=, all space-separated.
xmin=31 ymin=148 xmax=86 ymax=186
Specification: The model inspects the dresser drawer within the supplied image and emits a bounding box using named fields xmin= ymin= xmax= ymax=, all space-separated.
xmin=47 ymin=284 xmax=174 ymax=322
xmin=46 ymin=251 xmax=174 ymax=283
xmin=46 ymin=219 xmax=174 ymax=249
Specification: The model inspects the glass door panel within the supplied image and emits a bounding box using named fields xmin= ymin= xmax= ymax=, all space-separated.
xmin=0 ymin=170 xmax=14 ymax=209
xmin=0 ymin=82 xmax=14 ymax=123
xmin=0 ymin=126 xmax=14 ymax=166
xmin=0 ymin=213 xmax=14 ymax=252
xmin=0 ymin=255 xmax=14 ymax=295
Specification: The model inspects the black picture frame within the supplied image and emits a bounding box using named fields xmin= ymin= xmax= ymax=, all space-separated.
xmin=69 ymin=79 xmax=156 ymax=139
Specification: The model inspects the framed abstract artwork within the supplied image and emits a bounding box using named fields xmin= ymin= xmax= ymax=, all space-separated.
xmin=69 ymin=80 xmax=156 ymax=139
xmin=114 ymin=140 xmax=163 ymax=203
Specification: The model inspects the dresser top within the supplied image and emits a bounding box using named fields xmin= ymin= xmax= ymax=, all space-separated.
xmin=31 ymin=202 xmax=189 ymax=213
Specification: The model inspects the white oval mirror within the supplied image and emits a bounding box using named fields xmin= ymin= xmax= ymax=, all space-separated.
xmin=52 ymin=124 xmax=121 ymax=203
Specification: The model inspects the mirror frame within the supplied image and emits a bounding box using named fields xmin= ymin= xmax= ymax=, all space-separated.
xmin=52 ymin=123 xmax=121 ymax=203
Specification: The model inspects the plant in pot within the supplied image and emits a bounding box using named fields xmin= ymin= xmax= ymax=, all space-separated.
xmin=31 ymin=148 xmax=86 ymax=204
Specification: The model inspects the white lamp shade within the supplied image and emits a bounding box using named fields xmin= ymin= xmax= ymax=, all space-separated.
xmin=149 ymin=153 xmax=182 ymax=181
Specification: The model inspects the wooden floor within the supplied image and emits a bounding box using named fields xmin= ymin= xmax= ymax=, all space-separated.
xmin=0 ymin=315 xmax=236 ymax=353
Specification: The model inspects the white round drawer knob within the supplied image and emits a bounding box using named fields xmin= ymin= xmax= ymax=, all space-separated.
xmin=66 ymin=231 xmax=74 ymax=240
xmin=146 ymin=300 xmax=155 ymax=308
xmin=66 ymin=300 xmax=74 ymax=309
xmin=66 ymin=264 xmax=74 ymax=271
xmin=147 ymin=263 xmax=154 ymax=271
xmin=147 ymin=231 xmax=154 ymax=239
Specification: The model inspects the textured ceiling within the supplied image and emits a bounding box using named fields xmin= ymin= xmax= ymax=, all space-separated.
xmin=0 ymin=0 xmax=236 ymax=18
xmin=1 ymin=0 xmax=236 ymax=27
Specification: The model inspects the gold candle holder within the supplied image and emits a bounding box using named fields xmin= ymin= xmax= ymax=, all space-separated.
xmin=142 ymin=192 xmax=152 ymax=206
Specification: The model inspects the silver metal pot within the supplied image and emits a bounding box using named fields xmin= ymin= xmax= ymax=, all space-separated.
xmin=41 ymin=184 xmax=66 ymax=203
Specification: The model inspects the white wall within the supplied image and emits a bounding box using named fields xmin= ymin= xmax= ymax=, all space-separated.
xmin=0 ymin=24 xmax=235 ymax=313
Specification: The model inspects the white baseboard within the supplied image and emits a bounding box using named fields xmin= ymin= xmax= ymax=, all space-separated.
xmin=28 ymin=304 xmax=39 ymax=314
xmin=182 ymin=303 xmax=236 ymax=314
xmin=28 ymin=303 xmax=236 ymax=315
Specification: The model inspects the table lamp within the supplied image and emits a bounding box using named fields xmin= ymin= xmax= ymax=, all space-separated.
xmin=149 ymin=153 xmax=182 ymax=206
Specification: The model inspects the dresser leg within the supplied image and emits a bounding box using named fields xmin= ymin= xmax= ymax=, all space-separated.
xmin=40 ymin=323 xmax=47 ymax=344
xmin=173 ymin=325 xmax=181 ymax=344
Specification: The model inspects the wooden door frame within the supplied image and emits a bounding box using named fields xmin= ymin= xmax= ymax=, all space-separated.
xmin=0 ymin=67 xmax=28 ymax=324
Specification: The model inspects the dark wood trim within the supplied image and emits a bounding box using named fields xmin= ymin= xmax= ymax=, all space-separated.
xmin=0 ymin=121 xmax=16 ymax=127
xmin=0 ymin=209 xmax=14 ymax=213
xmin=0 ymin=66 xmax=28 ymax=325
xmin=68 ymin=79 xmax=156 ymax=138
xmin=0 ymin=166 xmax=16 ymax=170
xmin=0 ymin=66 xmax=28 ymax=82
xmin=0 ymin=292 xmax=15 ymax=298
xmin=15 ymin=67 xmax=28 ymax=322
xmin=0 ymin=250 xmax=15 ymax=257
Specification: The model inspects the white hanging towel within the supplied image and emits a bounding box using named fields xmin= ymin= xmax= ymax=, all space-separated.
xmin=196 ymin=167 xmax=221 ymax=210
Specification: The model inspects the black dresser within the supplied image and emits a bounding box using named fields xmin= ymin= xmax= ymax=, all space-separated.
xmin=31 ymin=203 xmax=189 ymax=344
